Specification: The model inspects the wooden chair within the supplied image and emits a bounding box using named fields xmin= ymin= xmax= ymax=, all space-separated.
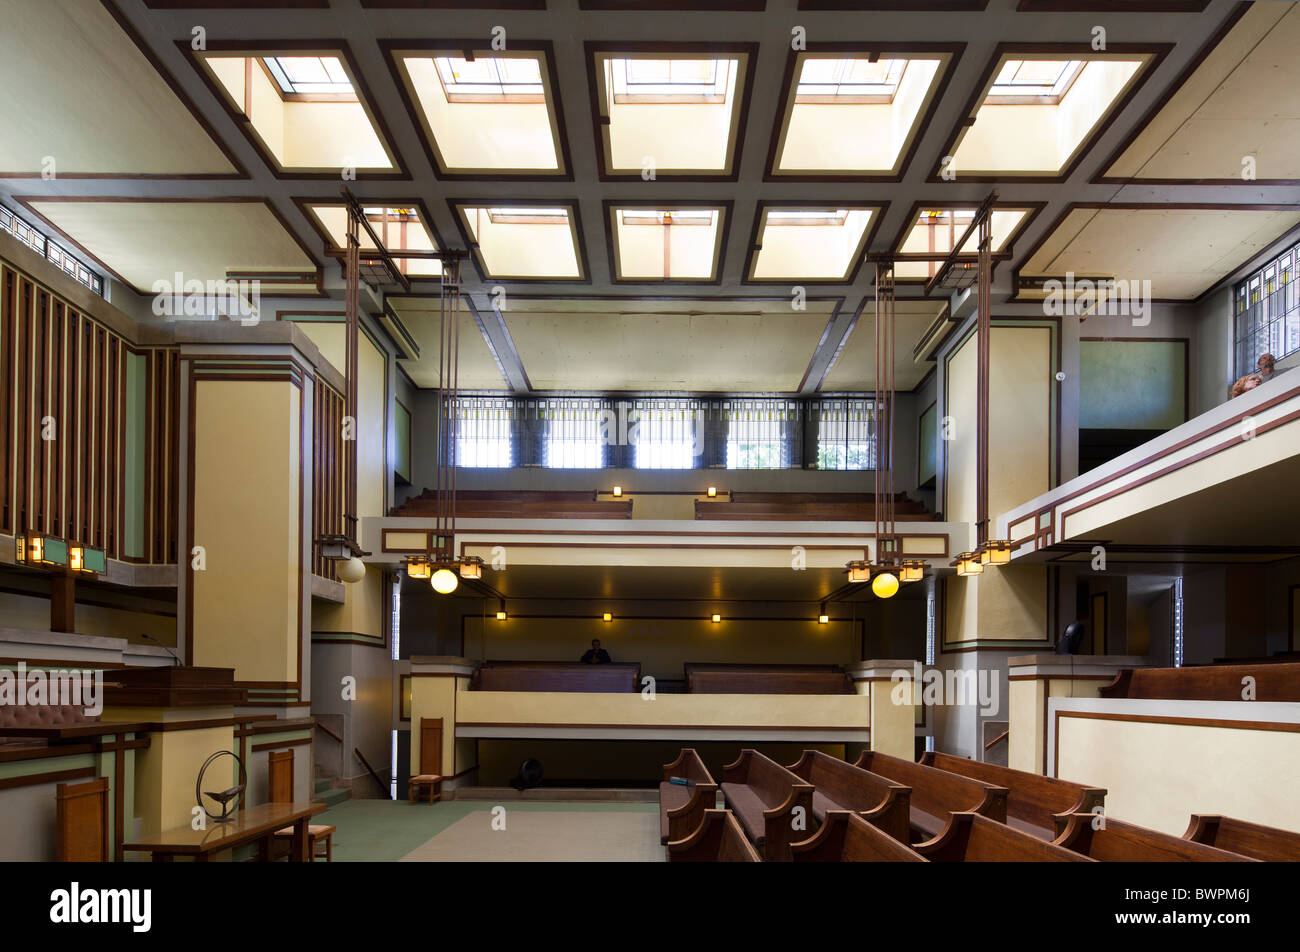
xmin=269 ymin=749 xmax=335 ymax=861
xmin=56 ymin=778 xmax=109 ymax=862
xmin=409 ymin=717 xmax=443 ymax=805
xmin=1184 ymin=815 xmax=1300 ymax=861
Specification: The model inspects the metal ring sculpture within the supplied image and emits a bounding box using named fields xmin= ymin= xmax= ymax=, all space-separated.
xmin=195 ymin=749 xmax=248 ymax=823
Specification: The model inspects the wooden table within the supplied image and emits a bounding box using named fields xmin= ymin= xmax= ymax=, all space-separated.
xmin=123 ymin=802 xmax=326 ymax=862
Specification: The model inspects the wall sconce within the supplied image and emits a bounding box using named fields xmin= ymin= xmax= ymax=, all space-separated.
xmin=612 ymin=486 xmax=622 ymax=497
xmin=68 ymin=544 xmax=106 ymax=577
xmin=711 ymin=613 xmax=721 ymax=623
xmin=16 ymin=533 xmax=67 ymax=568
xmin=818 ymin=605 xmax=829 ymax=624
xmin=602 ymin=612 xmax=613 ymax=622
xmin=707 ymin=487 xmax=717 ymax=497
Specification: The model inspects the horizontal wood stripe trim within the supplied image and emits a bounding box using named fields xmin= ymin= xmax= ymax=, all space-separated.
xmin=250 ymin=736 xmax=313 ymax=752
xmin=456 ymin=721 xmax=868 ymax=731
xmin=0 ymin=765 xmax=96 ymax=791
xmin=1057 ymin=709 xmax=1300 ymax=735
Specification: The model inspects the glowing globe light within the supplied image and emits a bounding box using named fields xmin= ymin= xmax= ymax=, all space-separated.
xmin=336 ymin=557 xmax=366 ymax=583
xmin=871 ymin=572 xmax=899 ymax=599
xmin=431 ymin=568 xmax=459 ymax=594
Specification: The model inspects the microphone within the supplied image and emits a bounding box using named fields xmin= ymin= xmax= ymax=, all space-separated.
xmin=141 ymin=633 xmax=182 ymax=667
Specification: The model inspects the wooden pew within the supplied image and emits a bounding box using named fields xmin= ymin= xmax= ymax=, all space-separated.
xmin=685 ymin=663 xmax=854 ymax=695
xmin=469 ymin=661 xmax=640 ymax=693
xmin=659 ymin=749 xmax=718 ymax=845
xmin=854 ymin=751 xmax=1007 ymax=843
xmin=1100 ymin=662 xmax=1300 ymax=702
xmin=390 ymin=489 xmax=633 ymax=520
xmin=721 ymin=749 xmax=814 ymax=862
xmin=667 ymin=810 xmax=760 ymax=863
xmin=919 ymin=750 xmax=1105 ymax=840
xmin=787 ymin=750 xmax=911 ymax=843
xmin=917 ymin=812 xmax=1094 ymax=862
xmin=1055 ymin=814 xmax=1260 ymax=862
xmin=694 ymin=500 xmax=935 ymax=521
xmin=1183 ymin=815 xmax=1300 ymax=861
xmin=792 ymin=811 xmax=928 ymax=862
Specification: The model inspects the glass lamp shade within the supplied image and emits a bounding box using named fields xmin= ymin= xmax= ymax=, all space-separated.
xmin=872 ymin=572 xmax=900 ymax=599
xmin=460 ymin=559 xmax=483 ymax=580
xmin=336 ymin=557 xmax=367 ymax=583
xmin=955 ymin=553 xmax=984 ymax=577
xmin=900 ymin=560 xmax=925 ymax=583
xmin=847 ymin=562 xmax=872 ymax=583
xmin=990 ymin=541 xmax=1012 ymax=565
xmin=980 ymin=546 xmax=993 ymax=565
xmin=407 ymin=560 xmax=432 ymax=579
xmin=602 ymin=612 xmax=613 ymax=622
xmin=711 ymin=614 xmax=721 ymax=623
xmin=496 ymin=611 xmax=507 ymax=621
xmin=431 ymin=568 xmax=459 ymax=594
xmin=818 ymin=614 xmax=829 ymax=624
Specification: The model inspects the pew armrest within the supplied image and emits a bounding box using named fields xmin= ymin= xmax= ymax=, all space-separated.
xmin=1182 ymin=813 xmax=1221 ymax=845
xmin=791 ymin=811 xmax=850 ymax=862
xmin=666 ymin=783 xmax=719 ymax=843
xmin=1054 ymin=787 xmax=1107 ymax=838
xmin=862 ymin=786 xmax=913 ymax=844
xmin=974 ymin=785 xmax=1010 ymax=824
xmin=762 ymin=783 xmax=815 ymax=862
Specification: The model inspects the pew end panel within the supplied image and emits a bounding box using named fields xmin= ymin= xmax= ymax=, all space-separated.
xmin=667 ymin=809 xmax=760 ymax=863
xmin=792 ymin=811 xmax=928 ymax=863
xmin=918 ymin=812 xmax=1095 ymax=862
xmin=761 ymin=782 xmax=816 ymax=863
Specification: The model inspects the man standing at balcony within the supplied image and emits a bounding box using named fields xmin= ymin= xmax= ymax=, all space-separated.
xmin=580 ymin=639 xmax=612 ymax=664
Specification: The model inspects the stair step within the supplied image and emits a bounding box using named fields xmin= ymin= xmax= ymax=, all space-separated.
xmin=314 ymin=777 xmax=332 ymax=794
xmin=315 ymin=787 xmax=351 ymax=808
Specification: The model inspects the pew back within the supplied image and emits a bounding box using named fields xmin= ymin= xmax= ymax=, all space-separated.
xmin=1057 ymin=814 xmax=1260 ymax=862
xmin=1184 ymin=815 xmax=1300 ymax=861
xmin=685 ymin=663 xmax=853 ymax=695
xmin=470 ymin=661 xmax=640 ymax=693
xmin=660 ymin=749 xmax=719 ymax=845
xmin=919 ymin=812 xmax=1094 ymax=862
xmin=855 ymin=751 xmax=1007 ymax=832
xmin=920 ymin=750 xmax=1104 ymax=839
xmin=1100 ymin=663 xmax=1300 ymax=702
xmin=788 ymin=750 xmax=911 ymax=842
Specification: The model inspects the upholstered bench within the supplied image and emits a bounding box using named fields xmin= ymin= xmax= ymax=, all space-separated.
xmin=0 ymin=680 xmax=99 ymax=749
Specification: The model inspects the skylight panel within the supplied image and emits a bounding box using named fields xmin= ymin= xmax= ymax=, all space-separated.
xmin=264 ymin=56 xmax=355 ymax=96
xmin=434 ymin=56 xmax=544 ymax=101
xmin=460 ymin=204 xmax=583 ymax=280
xmin=986 ymin=59 xmax=1083 ymax=103
xmin=795 ymin=58 xmax=906 ymax=102
xmin=749 ymin=206 xmax=875 ymax=281
xmin=592 ymin=47 xmax=751 ymax=176
xmin=893 ymin=206 xmax=1030 ymax=280
xmin=948 ymin=52 xmax=1151 ymax=176
xmin=610 ymin=205 xmax=724 ymax=281
xmin=772 ymin=51 xmax=948 ymax=176
xmin=611 ymin=58 xmax=731 ymax=102
xmin=390 ymin=48 xmax=564 ymax=175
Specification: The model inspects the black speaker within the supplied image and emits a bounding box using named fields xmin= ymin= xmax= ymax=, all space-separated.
xmin=1057 ymin=620 xmax=1086 ymax=655
xmin=511 ymin=758 xmax=544 ymax=791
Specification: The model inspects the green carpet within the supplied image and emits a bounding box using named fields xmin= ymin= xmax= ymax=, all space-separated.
xmin=316 ymin=798 xmax=660 ymax=862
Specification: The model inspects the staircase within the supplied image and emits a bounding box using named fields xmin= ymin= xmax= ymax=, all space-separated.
xmin=313 ymin=773 xmax=352 ymax=810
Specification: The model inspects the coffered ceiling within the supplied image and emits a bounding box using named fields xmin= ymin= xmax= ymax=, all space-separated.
xmin=2 ymin=0 xmax=1297 ymax=395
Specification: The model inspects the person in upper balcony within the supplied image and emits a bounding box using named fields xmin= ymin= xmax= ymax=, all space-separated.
xmin=580 ymin=639 xmax=611 ymax=664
